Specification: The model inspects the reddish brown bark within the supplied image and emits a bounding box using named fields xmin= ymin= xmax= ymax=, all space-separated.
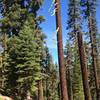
xmin=88 ymin=16 xmax=100 ymax=100
xmin=86 ymin=1 xmax=100 ymax=99
xmin=38 ymin=80 xmax=44 ymax=100
xmin=77 ymin=32 xmax=92 ymax=100
xmin=55 ymin=0 xmax=69 ymax=100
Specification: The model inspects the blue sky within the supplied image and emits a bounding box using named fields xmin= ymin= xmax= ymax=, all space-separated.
xmin=38 ymin=0 xmax=100 ymax=63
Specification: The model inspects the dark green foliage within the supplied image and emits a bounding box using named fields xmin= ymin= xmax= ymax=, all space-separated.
xmin=80 ymin=0 xmax=99 ymax=99
xmin=42 ymin=47 xmax=59 ymax=100
xmin=0 ymin=0 xmax=43 ymax=36
xmin=5 ymin=21 xmax=43 ymax=99
xmin=0 ymin=1 xmax=59 ymax=99
xmin=64 ymin=42 xmax=73 ymax=100
xmin=72 ymin=45 xmax=84 ymax=100
xmin=67 ymin=0 xmax=84 ymax=99
xmin=0 ymin=0 xmax=99 ymax=99
xmin=0 ymin=34 xmax=9 ymax=95
xmin=67 ymin=0 xmax=81 ymax=40
xmin=65 ymin=40 xmax=84 ymax=100
xmin=0 ymin=0 xmax=45 ymax=99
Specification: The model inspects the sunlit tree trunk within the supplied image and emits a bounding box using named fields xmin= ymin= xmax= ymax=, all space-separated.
xmin=55 ymin=0 xmax=69 ymax=99
xmin=77 ymin=31 xmax=92 ymax=100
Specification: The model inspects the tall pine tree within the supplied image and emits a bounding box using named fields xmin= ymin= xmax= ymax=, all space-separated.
xmin=55 ymin=0 xmax=69 ymax=99
xmin=67 ymin=0 xmax=92 ymax=99
xmin=81 ymin=0 xmax=100 ymax=99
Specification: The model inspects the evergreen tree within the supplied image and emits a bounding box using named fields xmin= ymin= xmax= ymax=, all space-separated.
xmin=0 ymin=33 xmax=8 ymax=95
xmin=0 ymin=0 xmax=43 ymax=36
xmin=65 ymin=40 xmax=84 ymax=100
xmin=81 ymin=0 xmax=100 ymax=99
xmin=55 ymin=0 xmax=69 ymax=99
xmin=0 ymin=1 xmax=45 ymax=99
xmin=72 ymin=43 xmax=84 ymax=100
xmin=67 ymin=0 xmax=92 ymax=99
xmin=64 ymin=42 xmax=73 ymax=100
xmin=42 ymin=47 xmax=59 ymax=100
xmin=5 ymin=20 xmax=43 ymax=99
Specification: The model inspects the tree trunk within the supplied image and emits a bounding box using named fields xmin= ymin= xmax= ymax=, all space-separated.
xmin=88 ymin=16 xmax=100 ymax=100
xmin=4 ymin=33 xmax=7 ymax=55
xmin=65 ymin=50 xmax=73 ymax=100
xmin=67 ymin=67 xmax=73 ymax=100
xmin=1 ymin=33 xmax=7 ymax=90
xmin=0 ymin=54 xmax=3 ymax=88
xmin=77 ymin=32 xmax=92 ymax=100
xmin=58 ymin=82 xmax=61 ymax=100
xmin=55 ymin=0 xmax=69 ymax=100
xmin=38 ymin=80 xmax=44 ymax=100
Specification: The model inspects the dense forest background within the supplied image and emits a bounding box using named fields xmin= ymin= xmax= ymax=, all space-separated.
xmin=0 ymin=0 xmax=100 ymax=100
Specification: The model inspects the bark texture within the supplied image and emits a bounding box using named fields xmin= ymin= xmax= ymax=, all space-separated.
xmin=77 ymin=32 xmax=92 ymax=100
xmin=55 ymin=0 xmax=69 ymax=100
